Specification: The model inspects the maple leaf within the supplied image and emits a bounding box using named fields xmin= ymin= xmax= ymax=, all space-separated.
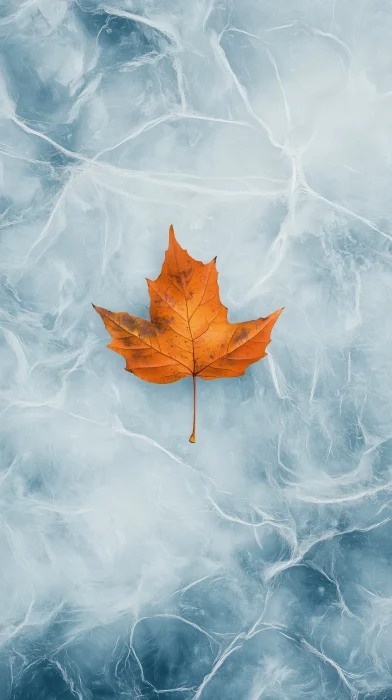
xmin=93 ymin=226 xmax=283 ymax=442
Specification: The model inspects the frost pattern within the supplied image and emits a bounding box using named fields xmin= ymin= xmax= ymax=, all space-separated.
xmin=1 ymin=1 xmax=392 ymax=699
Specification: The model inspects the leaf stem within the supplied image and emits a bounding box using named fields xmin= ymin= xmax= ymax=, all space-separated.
xmin=189 ymin=375 xmax=197 ymax=443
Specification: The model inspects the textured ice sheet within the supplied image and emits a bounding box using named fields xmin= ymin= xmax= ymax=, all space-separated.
xmin=1 ymin=1 xmax=392 ymax=698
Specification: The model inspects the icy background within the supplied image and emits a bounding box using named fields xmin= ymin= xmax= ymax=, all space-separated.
xmin=1 ymin=1 xmax=392 ymax=698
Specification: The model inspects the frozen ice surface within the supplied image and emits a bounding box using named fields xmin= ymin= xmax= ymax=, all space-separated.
xmin=1 ymin=1 xmax=392 ymax=698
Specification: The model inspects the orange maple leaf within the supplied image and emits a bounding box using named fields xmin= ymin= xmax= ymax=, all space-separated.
xmin=93 ymin=226 xmax=283 ymax=442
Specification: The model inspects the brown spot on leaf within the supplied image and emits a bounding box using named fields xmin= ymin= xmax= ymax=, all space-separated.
xmin=136 ymin=319 xmax=155 ymax=337
xmin=181 ymin=266 xmax=193 ymax=280
xmin=172 ymin=273 xmax=183 ymax=287
xmin=233 ymin=328 xmax=249 ymax=345
xmin=164 ymin=292 xmax=176 ymax=305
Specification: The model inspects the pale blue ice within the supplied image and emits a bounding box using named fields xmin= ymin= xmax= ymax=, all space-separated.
xmin=1 ymin=1 xmax=392 ymax=698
